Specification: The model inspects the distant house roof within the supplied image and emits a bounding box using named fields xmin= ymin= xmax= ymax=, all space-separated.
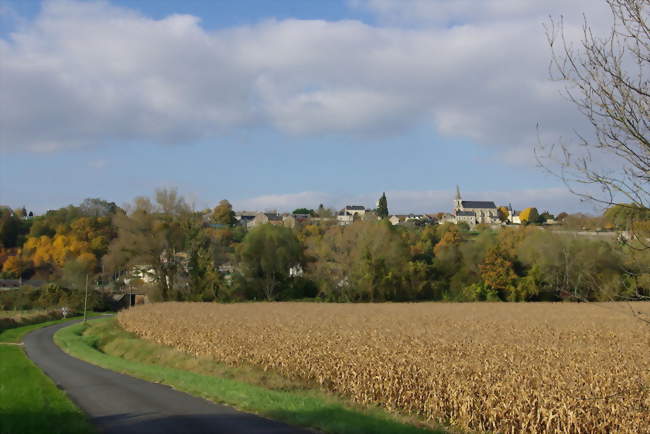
xmin=456 ymin=211 xmax=476 ymax=217
xmin=264 ymin=213 xmax=282 ymax=221
xmin=236 ymin=213 xmax=256 ymax=221
xmin=462 ymin=201 xmax=497 ymax=209
xmin=345 ymin=205 xmax=365 ymax=210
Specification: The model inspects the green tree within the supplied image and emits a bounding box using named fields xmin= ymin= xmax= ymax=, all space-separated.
xmin=185 ymin=223 xmax=230 ymax=301
xmin=307 ymin=221 xmax=408 ymax=301
xmin=239 ymin=224 xmax=302 ymax=300
xmin=292 ymin=208 xmax=315 ymax=216
xmin=211 ymin=200 xmax=237 ymax=226
xmin=377 ymin=192 xmax=389 ymax=219
xmin=79 ymin=198 xmax=119 ymax=217
xmin=0 ymin=208 xmax=21 ymax=248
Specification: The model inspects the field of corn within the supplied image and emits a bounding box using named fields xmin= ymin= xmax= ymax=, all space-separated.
xmin=118 ymin=302 xmax=650 ymax=433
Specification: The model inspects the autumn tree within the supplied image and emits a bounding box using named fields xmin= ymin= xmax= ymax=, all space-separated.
xmin=519 ymin=208 xmax=539 ymax=224
xmin=480 ymin=246 xmax=518 ymax=298
xmin=211 ymin=200 xmax=237 ymax=226
xmin=497 ymin=206 xmax=510 ymax=222
xmin=104 ymin=189 xmax=190 ymax=300
xmin=2 ymin=253 xmax=26 ymax=278
xmin=434 ymin=224 xmax=465 ymax=256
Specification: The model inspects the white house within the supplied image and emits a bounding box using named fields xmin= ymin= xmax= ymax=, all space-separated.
xmin=507 ymin=204 xmax=521 ymax=224
xmin=337 ymin=205 xmax=366 ymax=225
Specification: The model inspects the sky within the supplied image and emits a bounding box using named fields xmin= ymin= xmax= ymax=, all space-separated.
xmin=0 ymin=0 xmax=614 ymax=215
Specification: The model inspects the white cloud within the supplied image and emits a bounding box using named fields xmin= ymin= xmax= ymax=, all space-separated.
xmin=0 ymin=0 xmax=611 ymax=156
xmin=233 ymin=191 xmax=335 ymax=212
xmin=233 ymin=187 xmax=588 ymax=215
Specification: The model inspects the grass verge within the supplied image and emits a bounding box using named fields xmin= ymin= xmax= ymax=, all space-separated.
xmin=0 ymin=313 xmax=104 ymax=343
xmin=0 ymin=310 xmax=64 ymax=332
xmin=55 ymin=319 xmax=446 ymax=434
xmin=0 ymin=319 xmax=96 ymax=434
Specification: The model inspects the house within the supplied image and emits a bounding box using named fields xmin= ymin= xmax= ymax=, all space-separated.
xmin=235 ymin=211 xmax=257 ymax=226
xmin=337 ymin=212 xmax=354 ymax=225
xmin=337 ymin=205 xmax=367 ymax=225
xmin=249 ymin=212 xmax=283 ymax=228
xmin=389 ymin=215 xmax=402 ymax=225
xmin=111 ymin=291 xmax=148 ymax=309
xmin=124 ymin=265 xmax=156 ymax=286
xmin=389 ymin=214 xmax=430 ymax=226
xmin=507 ymin=204 xmax=521 ymax=224
xmin=344 ymin=205 xmax=366 ymax=217
xmin=289 ymin=264 xmax=304 ymax=277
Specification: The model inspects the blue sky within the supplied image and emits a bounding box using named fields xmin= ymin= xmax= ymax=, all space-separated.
xmin=0 ymin=0 xmax=611 ymax=214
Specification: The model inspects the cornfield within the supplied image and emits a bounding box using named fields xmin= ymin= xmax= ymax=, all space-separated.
xmin=118 ymin=302 xmax=650 ymax=433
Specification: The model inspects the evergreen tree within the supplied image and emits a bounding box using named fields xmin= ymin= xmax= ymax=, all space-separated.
xmin=377 ymin=192 xmax=389 ymax=219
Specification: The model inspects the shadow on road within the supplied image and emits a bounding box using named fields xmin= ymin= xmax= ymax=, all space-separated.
xmin=92 ymin=412 xmax=320 ymax=434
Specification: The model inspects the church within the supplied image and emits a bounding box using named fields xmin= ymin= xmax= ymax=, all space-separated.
xmin=447 ymin=186 xmax=499 ymax=225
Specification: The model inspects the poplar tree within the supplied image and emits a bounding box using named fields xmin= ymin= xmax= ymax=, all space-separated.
xmin=377 ymin=192 xmax=389 ymax=219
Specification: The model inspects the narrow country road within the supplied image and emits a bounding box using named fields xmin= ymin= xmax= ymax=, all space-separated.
xmin=23 ymin=321 xmax=315 ymax=434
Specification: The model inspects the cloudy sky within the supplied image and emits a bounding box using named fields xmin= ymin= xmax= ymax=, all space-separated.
xmin=0 ymin=0 xmax=612 ymax=214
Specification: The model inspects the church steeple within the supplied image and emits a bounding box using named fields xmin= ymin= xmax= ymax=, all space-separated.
xmin=454 ymin=185 xmax=462 ymax=211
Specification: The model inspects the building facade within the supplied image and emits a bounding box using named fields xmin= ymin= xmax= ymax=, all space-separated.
xmin=449 ymin=186 xmax=499 ymax=225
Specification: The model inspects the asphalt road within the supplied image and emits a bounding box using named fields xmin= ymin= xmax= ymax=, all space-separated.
xmin=23 ymin=320 xmax=315 ymax=434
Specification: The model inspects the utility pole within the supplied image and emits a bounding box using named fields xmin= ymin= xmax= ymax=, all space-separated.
xmin=83 ymin=274 xmax=89 ymax=323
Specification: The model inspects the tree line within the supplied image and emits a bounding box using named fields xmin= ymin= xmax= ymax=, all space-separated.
xmin=1 ymin=191 xmax=648 ymax=308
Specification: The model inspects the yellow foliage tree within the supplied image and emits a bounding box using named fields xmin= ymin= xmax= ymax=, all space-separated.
xmin=497 ymin=206 xmax=510 ymax=222
xmin=434 ymin=226 xmax=464 ymax=256
xmin=519 ymin=207 xmax=539 ymax=224
xmin=23 ymin=234 xmax=92 ymax=269
xmin=2 ymin=253 xmax=25 ymax=277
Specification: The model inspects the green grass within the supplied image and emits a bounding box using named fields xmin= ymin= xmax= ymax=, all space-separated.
xmin=0 ymin=327 xmax=96 ymax=434
xmin=0 ymin=313 xmax=104 ymax=343
xmin=56 ymin=319 xmax=446 ymax=434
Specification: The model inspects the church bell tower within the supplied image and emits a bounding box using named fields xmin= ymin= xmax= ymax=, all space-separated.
xmin=454 ymin=185 xmax=462 ymax=212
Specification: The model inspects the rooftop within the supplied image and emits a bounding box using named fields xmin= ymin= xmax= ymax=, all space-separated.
xmin=461 ymin=200 xmax=497 ymax=209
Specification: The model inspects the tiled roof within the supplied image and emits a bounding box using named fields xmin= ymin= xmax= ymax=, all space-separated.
xmin=461 ymin=201 xmax=497 ymax=209
xmin=345 ymin=205 xmax=365 ymax=210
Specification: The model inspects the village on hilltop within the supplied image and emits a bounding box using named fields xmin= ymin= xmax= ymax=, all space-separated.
xmin=233 ymin=186 xmax=555 ymax=230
